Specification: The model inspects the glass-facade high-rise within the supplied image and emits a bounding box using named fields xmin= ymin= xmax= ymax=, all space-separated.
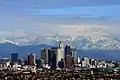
xmin=11 ymin=53 xmax=18 ymax=63
xmin=41 ymin=48 xmax=49 ymax=65
xmin=65 ymin=45 xmax=71 ymax=56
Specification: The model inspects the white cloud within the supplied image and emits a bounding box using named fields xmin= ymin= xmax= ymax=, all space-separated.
xmin=0 ymin=30 xmax=27 ymax=38
xmin=0 ymin=14 xmax=120 ymax=38
xmin=23 ymin=23 xmax=120 ymax=38
xmin=59 ymin=24 xmax=120 ymax=37
xmin=0 ymin=23 xmax=120 ymax=39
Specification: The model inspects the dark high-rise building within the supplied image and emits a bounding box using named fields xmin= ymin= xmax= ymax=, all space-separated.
xmin=65 ymin=55 xmax=72 ymax=69
xmin=65 ymin=45 xmax=72 ymax=68
xmin=65 ymin=45 xmax=71 ymax=64
xmin=50 ymin=48 xmax=57 ymax=69
xmin=11 ymin=53 xmax=18 ymax=64
xmin=65 ymin=45 xmax=71 ymax=56
xmin=28 ymin=54 xmax=36 ymax=66
xmin=48 ymin=49 xmax=51 ymax=66
xmin=41 ymin=48 xmax=49 ymax=65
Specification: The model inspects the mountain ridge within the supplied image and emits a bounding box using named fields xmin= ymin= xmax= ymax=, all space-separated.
xmin=3 ymin=36 xmax=120 ymax=50
xmin=0 ymin=43 xmax=120 ymax=60
xmin=1 ymin=36 xmax=120 ymax=50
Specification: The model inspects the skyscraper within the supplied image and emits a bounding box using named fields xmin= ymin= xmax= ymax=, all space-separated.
xmin=71 ymin=48 xmax=77 ymax=58
xmin=51 ymin=47 xmax=58 ymax=68
xmin=48 ymin=49 xmax=52 ymax=66
xmin=65 ymin=45 xmax=71 ymax=56
xmin=50 ymin=48 xmax=57 ymax=69
xmin=71 ymin=48 xmax=77 ymax=65
xmin=58 ymin=41 xmax=64 ymax=59
xmin=65 ymin=55 xmax=72 ymax=69
xmin=58 ymin=41 xmax=64 ymax=49
xmin=41 ymin=48 xmax=49 ymax=65
xmin=28 ymin=54 xmax=36 ymax=66
xmin=11 ymin=53 xmax=18 ymax=64
xmin=56 ymin=41 xmax=64 ymax=67
xmin=50 ymin=42 xmax=65 ymax=68
xmin=65 ymin=45 xmax=71 ymax=68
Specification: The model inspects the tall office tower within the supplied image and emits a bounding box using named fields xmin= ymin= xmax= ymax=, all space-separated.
xmin=71 ymin=48 xmax=77 ymax=65
xmin=50 ymin=41 xmax=65 ymax=68
xmin=82 ymin=57 xmax=90 ymax=67
xmin=65 ymin=45 xmax=71 ymax=56
xmin=28 ymin=54 xmax=36 ymax=66
xmin=65 ymin=55 xmax=72 ymax=69
xmin=51 ymin=47 xmax=58 ymax=68
xmin=48 ymin=49 xmax=52 ymax=66
xmin=58 ymin=41 xmax=64 ymax=59
xmin=58 ymin=41 xmax=64 ymax=48
xmin=71 ymin=48 xmax=77 ymax=58
xmin=56 ymin=41 xmax=65 ymax=67
xmin=41 ymin=48 xmax=49 ymax=66
xmin=65 ymin=45 xmax=71 ymax=67
xmin=11 ymin=53 xmax=18 ymax=64
xmin=50 ymin=48 xmax=57 ymax=69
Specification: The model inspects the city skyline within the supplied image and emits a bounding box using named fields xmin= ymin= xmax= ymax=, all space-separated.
xmin=1 ymin=1 xmax=120 ymax=79
xmin=0 ymin=0 xmax=120 ymax=38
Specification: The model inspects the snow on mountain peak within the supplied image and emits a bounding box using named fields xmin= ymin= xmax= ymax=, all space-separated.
xmin=6 ymin=36 xmax=120 ymax=49
xmin=0 ymin=38 xmax=15 ymax=44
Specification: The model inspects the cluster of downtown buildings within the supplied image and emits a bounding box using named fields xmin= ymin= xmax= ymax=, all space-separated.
xmin=0 ymin=41 xmax=120 ymax=71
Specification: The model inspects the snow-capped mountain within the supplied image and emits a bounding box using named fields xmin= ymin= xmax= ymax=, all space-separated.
xmin=0 ymin=38 xmax=15 ymax=44
xmin=6 ymin=36 xmax=120 ymax=49
xmin=72 ymin=36 xmax=120 ymax=49
xmin=1 ymin=36 xmax=120 ymax=60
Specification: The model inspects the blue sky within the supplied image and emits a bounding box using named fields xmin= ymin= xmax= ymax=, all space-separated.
xmin=0 ymin=0 xmax=120 ymax=38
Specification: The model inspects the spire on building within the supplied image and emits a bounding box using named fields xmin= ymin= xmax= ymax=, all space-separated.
xmin=58 ymin=41 xmax=64 ymax=49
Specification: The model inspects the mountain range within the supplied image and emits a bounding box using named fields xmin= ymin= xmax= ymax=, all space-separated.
xmin=2 ymin=36 xmax=120 ymax=50
xmin=0 ymin=36 xmax=120 ymax=60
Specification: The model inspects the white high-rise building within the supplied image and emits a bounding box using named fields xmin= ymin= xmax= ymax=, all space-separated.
xmin=77 ymin=57 xmax=81 ymax=63
xmin=58 ymin=41 xmax=64 ymax=59
xmin=55 ymin=41 xmax=65 ymax=67
xmin=82 ymin=57 xmax=90 ymax=67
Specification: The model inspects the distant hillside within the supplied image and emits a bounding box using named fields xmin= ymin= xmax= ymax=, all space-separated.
xmin=0 ymin=43 xmax=52 ymax=58
xmin=0 ymin=43 xmax=120 ymax=60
